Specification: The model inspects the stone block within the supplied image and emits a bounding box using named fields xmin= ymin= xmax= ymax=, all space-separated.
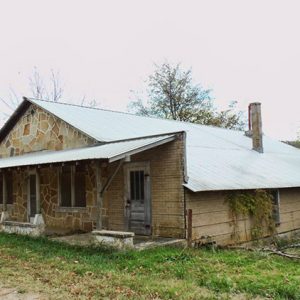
xmin=92 ymin=230 xmax=134 ymax=249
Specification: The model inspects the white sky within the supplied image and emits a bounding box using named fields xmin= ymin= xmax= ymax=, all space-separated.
xmin=0 ymin=0 xmax=299 ymax=140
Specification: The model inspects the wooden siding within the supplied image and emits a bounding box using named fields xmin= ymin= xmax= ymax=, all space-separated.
xmin=186 ymin=187 xmax=300 ymax=245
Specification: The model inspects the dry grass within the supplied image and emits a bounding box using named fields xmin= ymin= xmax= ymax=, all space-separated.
xmin=0 ymin=233 xmax=300 ymax=299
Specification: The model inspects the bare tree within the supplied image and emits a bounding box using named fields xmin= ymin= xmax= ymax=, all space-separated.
xmin=0 ymin=68 xmax=64 ymax=125
xmin=29 ymin=67 xmax=63 ymax=102
xmin=0 ymin=68 xmax=102 ymax=126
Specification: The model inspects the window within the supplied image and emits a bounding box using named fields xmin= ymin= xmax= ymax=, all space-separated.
xmin=271 ymin=190 xmax=280 ymax=225
xmin=29 ymin=174 xmax=37 ymax=217
xmin=74 ymin=165 xmax=86 ymax=207
xmin=61 ymin=166 xmax=72 ymax=207
xmin=130 ymin=170 xmax=145 ymax=201
xmin=6 ymin=172 xmax=13 ymax=205
xmin=60 ymin=165 xmax=86 ymax=207
xmin=0 ymin=174 xmax=3 ymax=204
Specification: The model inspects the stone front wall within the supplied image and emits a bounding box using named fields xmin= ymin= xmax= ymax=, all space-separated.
xmin=0 ymin=169 xmax=26 ymax=220
xmin=0 ymin=104 xmax=96 ymax=158
xmin=1 ymin=132 xmax=185 ymax=237
xmin=40 ymin=163 xmax=98 ymax=232
xmin=186 ymin=187 xmax=300 ymax=245
xmin=0 ymin=163 xmax=98 ymax=233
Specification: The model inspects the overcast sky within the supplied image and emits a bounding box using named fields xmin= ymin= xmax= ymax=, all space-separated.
xmin=0 ymin=0 xmax=299 ymax=140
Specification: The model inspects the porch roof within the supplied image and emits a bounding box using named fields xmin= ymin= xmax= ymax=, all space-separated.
xmin=0 ymin=134 xmax=176 ymax=169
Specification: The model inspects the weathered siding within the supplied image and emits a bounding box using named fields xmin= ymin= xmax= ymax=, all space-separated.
xmin=186 ymin=187 xmax=300 ymax=245
xmin=0 ymin=104 xmax=96 ymax=158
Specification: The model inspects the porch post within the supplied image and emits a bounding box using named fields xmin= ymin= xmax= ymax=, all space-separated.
xmin=71 ymin=165 xmax=76 ymax=207
xmin=3 ymin=172 xmax=7 ymax=212
xmin=0 ymin=172 xmax=9 ymax=223
xmin=96 ymin=161 xmax=103 ymax=230
xmin=36 ymin=168 xmax=41 ymax=214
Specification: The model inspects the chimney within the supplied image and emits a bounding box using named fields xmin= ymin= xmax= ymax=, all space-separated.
xmin=246 ymin=102 xmax=263 ymax=153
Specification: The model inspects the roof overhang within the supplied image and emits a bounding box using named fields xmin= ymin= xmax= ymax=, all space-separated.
xmin=0 ymin=100 xmax=31 ymax=143
xmin=0 ymin=134 xmax=177 ymax=169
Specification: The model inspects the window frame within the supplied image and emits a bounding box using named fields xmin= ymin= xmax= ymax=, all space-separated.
xmin=5 ymin=171 xmax=13 ymax=205
xmin=58 ymin=164 xmax=86 ymax=208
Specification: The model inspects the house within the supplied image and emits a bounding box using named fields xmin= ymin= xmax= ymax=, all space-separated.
xmin=0 ymin=97 xmax=300 ymax=245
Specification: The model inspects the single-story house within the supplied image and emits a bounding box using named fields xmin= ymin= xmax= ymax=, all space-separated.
xmin=0 ymin=97 xmax=300 ymax=245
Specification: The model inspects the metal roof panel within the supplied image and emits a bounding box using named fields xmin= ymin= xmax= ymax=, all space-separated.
xmin=2 ymin=98 xmax=300 ymax=192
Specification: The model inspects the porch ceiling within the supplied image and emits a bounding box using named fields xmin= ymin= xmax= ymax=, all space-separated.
xmin=0 ymin=134 xmax=176 ymax=169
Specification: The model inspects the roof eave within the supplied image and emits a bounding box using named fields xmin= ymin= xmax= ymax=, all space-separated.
xmin=108 ymin=134 xmax=177 ymax=163
xmin=0 ymin=99 xmax=31 ymax=143
xmin=24 ymin=97 xmax=100 ymax=143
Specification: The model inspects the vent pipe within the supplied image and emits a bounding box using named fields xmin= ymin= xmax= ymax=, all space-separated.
xmin=246 ymin=102 xmax=263 ymax=153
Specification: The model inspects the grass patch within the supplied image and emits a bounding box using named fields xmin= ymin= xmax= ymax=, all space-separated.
xmin=0 ymin=233 xmax=300 ymax=299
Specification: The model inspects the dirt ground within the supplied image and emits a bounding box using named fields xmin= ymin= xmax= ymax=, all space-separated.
xmin=0 ymin=285 xmax=47 ymax=300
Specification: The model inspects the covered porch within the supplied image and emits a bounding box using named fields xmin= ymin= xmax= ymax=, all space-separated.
xmin=0 ymin=133 xmax=184 ymax=247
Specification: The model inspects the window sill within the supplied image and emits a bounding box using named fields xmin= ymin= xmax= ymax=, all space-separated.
xmin=0 ymin=204 xmax=13 ymax=209
xmin=55 ymin=207 xmax=87 ymax=213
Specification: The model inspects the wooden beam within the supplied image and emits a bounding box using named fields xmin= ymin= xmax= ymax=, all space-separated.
xmin=96 ymin=161 xmax=103 ymax=230
xmin=2 ymin=172 xmax=7 ymax=211
xmin=100 ymin=159 xmax=124 ymax=197
xmin=36 ymin=168 xmax=41 ymax=214
xmin=71 ymin=165 xmax=75 ymax=207
xmin=187 ymin=209 xmax=193 ymax=247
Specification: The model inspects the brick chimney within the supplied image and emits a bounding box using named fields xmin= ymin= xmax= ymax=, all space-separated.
xmin=245 ymin=102 xmax=263 ymax=153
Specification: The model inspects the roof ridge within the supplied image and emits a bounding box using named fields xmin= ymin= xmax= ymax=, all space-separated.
xmin=26 ymin=97 xmax=245 ymax=134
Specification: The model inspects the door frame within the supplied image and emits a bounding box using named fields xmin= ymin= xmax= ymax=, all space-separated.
xmin=123 ymin=161 xmax=151 ymax=234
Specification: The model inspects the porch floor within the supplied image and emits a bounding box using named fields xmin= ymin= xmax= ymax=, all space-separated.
xmin=50 ymin=233 xmax=186 ymax=250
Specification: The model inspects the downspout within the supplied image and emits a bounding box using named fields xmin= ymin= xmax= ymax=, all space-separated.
xmin=96 ymin=158 xmax=126 ymax=230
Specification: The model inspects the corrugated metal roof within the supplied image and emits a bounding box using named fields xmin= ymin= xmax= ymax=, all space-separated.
xmin=2 ymin=98 xmax=300 ymax=192
xmin=0 ymin=134 xmax=176 ymax=169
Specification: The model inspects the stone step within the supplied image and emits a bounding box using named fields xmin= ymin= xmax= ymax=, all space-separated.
xmin=2 ymin=221 xmax=37 ymax=228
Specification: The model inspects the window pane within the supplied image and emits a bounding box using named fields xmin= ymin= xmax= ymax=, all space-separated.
xmin=6 ymin=172 xmax=13 ymax=204
xmin=129 ymin=171 xmax=144 ymax=201
xmin=140 ymin=171 xmax=144 ymax=200
xmin=135 ymin=171 xmax=140 ymax=200
xmin=61 ymin=166 xmax=71 ymax=207
xmin=75 ymin=165 xmax=86 ymax=207
xmin=0 ymin=174 xmax=3 ymax=204
xmin=130 ymin=171 xmax=135 ymax=200
xmin=29 ymin=175 xmax=37 ymax=216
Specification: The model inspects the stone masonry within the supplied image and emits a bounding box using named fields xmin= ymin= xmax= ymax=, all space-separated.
xmin=0 ymin=103 xmax=186 ymax=238
xmin=0 ymin=104 xmax=96 ymax=158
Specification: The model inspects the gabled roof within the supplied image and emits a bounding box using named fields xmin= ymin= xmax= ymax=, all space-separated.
xmin=1 ymin=97 xmax=300 ymax=192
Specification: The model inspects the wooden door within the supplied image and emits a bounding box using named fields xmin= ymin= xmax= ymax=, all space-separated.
xmin=28 ymin=174 xmax=37 ymax=218
xmin=125 ymin=163 xmax=151 ymax=235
